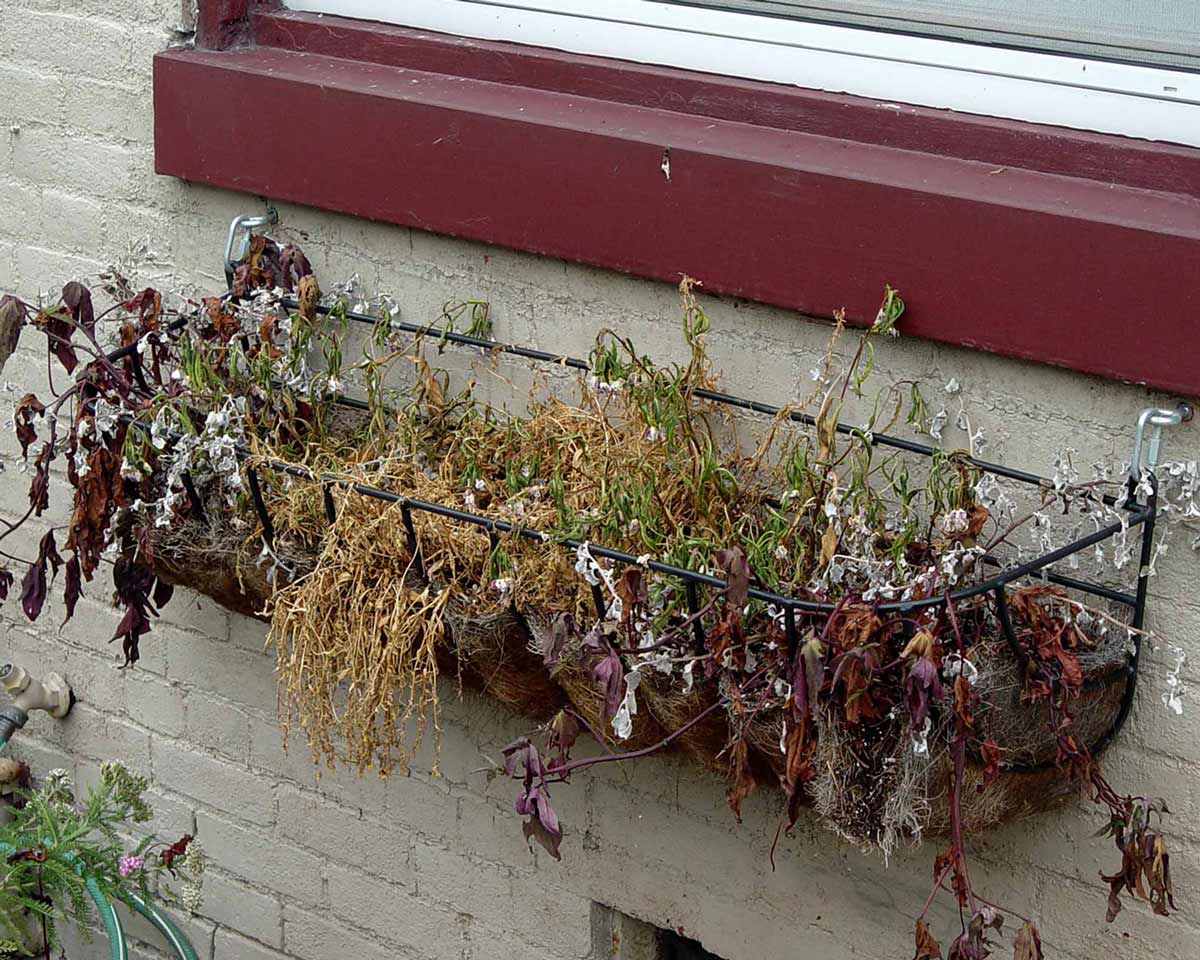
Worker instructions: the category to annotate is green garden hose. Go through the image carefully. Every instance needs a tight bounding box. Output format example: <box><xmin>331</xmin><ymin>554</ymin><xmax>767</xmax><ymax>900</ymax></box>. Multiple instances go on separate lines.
<box><xmin>61</xmin><ymin>850</ymin><xmax>126</xmax><ymax>960</ymax></box>
<box><xmin>84</xmin><ymin>875</ymin><xmax>127</xmax><ymax>960</ymax></box>
<box><xmin>121</xmin><ymin>891</ymin><xmax>198</xmax><ymax>960</ymax></box>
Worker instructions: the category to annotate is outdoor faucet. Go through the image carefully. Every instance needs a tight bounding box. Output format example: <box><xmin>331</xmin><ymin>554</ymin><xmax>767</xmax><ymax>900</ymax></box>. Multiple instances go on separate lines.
<box><xmin>0</xmin><ymin>662</ymin><xmax>73</xmax><ymax>746</ymax></box>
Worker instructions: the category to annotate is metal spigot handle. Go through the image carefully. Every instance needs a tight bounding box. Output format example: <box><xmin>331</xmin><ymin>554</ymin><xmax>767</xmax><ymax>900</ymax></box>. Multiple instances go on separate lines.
<box><xmin>1130</xmin><ymin>403</ymin><xmax>1194</xmax><ymax>479</ymax></box>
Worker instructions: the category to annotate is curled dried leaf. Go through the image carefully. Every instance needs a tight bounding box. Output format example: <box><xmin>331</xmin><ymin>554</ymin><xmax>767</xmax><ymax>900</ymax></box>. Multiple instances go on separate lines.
<box><xmin>14</xmin><ymin>393</ymin><xmax>44</xmax><ymax>458</ymax></box>
<box><xmin>714</xmin><ymin>546</ymin><xmax>750</xmax><ymax>606</ymax></box>
<box><xmin>725</xmin><ymin>738</ymin><xmax>756</xmax><ymax>822</ymax></box>
<box><xmin>913</xmin><ymin>919</ymin><xmax>941</xmax><ymax>960</ymax></box>
<box><xmin>62</xmin><ymin>281</ymin><xmax>95</xmax><ymax>335</ymax></box>
<box><xmin>0</xmin><ymin>294</ymin><xmax>24</xmax><ymax>374</ymax></box>
<box><xmin>1012</xmin><ymin>922</ymin><xmax>1042</xmax><ymax>960</ymax></box>
<box><xmin>297</xmin><ymin>274</ymin><xmax>321</xmax><ymax>324</ymax></box>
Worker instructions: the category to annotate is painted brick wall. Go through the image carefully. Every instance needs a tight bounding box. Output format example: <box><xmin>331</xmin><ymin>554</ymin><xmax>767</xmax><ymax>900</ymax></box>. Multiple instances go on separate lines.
<box><xmin>2</xmin><ymin>3</ymin><xmax>1199</xmax><ymax>959</ymax></box>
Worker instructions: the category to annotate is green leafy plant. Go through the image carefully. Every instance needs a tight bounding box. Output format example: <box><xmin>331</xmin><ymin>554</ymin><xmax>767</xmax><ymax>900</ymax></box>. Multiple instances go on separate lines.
<box><xmin>0</xmin><ymin>762</ymin><xmax>202</xmax><ymax>958</ymax></box>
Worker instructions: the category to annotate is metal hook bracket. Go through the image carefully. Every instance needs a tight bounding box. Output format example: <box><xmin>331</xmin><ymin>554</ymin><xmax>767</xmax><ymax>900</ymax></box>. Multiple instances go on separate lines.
<box><xmin>1129</xmin><ymin>403</ymin><xmax>1193</xmax><ymax>480</ymax></box>
<box><xmin>223</xmin><ymin>208</ymin><xmax>279</xmax><ymax>286</ymax></box>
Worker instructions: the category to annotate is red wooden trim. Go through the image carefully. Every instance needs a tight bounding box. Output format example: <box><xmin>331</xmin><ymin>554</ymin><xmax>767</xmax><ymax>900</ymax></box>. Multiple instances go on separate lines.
<box><xmin>255</xmin><ymin>11</ymin><xmax>1200</xmax><ymax>197</ymax></box>
<box><xmin>196</xmin><ymin>0</ymin><xmax>278</xmax><ymax>50</ymax></box>
<box><xmin>158</xmin><ymin>15</ymin><xmax>1200</xmax><ymax>396</ymax></box>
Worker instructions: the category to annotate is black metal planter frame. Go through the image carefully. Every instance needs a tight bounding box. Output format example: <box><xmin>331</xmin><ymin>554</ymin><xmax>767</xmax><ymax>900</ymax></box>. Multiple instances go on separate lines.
<box><xmin>106</xmin><ymin>222</ymin><xmax>1191</xmax><ymax>769</ymax></box>
<box><xmin>250</xmin><ymin>297</ymin><xmax>1162</xmax><ymax>766</ymax></box>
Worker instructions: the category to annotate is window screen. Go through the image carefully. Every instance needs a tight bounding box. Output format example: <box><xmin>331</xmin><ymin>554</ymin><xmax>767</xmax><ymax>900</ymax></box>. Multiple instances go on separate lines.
<box><xmin>664</xmin><ymin>2</ymin><xmax>1200</xmax><ymax>70</ymax></box>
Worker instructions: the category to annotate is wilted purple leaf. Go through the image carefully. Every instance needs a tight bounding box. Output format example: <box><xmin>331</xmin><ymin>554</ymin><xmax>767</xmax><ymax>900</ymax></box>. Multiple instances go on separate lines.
<box><xmin>536</xmin><ymin>788</ymin><xmax>560</xmax><ymax>837</ymax></box>
<box><xmin>279</xmin><ymin>245</ymin><xmax>313</xmax><ymax>292</ymax></box>
<box><xmin>20</xmin><ymin>561</ymin><xmax>46</xmax><ymax>622</ymax></box>
<box><xmin>62</xmin><ymin>281</ymin><xmax>95</xmax><ymax>336</ymax></box>
<box><xmin>152</xmin><ymin>577</ymin><xmax>174</xmax><ymax>612</ymax></box>
<box><xmin>0</xmin><ymin>294</ymin><xmax>24</xmax><ymax>375</ymax></box>
<box><xmin>29</xmin><ymin>443</ymin><xmax>52</xmax><ymax>516</ymax></box>
<box><xmin>591</xmin><ymin>649</ymin><xmax>624</xmax><ymax>723</ymax></box>
<box><xmin>905</xmin><ymin>656</ymin><xmax>944</xmax><ymax>730</ymax></box>
<box><xmin>546</xmin><ymin>710</ymin><xmax>579</xmax><ymax>766</ymax></box>
<box><xmin>112</xmin><ymin>602</ymin><xmax>150</xmax><ymax>667</ymax></box>
<box><xmin>522</xmin><ymin>815</ymin><xmax>562</xmax><ymax>861</ymax></box>
<box><xmin>715</xmin><ymin>546</ymin><xmax>751</xmax><ymax>606</ymax></box>
<box><xmin>541</xmin><ymin>612</ymin><xmax>576</xmax><ymax>667</ymax></box>
<box><xmin>63</xmin><ymin>554</ymin><xmax>82</xmax><ymax>624</ymax></box>
<box><xmin>39</xmin><ymin>530</ymin><xmax>62</xmax><ymax>579</ymax></box>
<box><xmin>35</xmin><ymin>308</ymin><xmax>77</xmax><ymax>373</ymax></box>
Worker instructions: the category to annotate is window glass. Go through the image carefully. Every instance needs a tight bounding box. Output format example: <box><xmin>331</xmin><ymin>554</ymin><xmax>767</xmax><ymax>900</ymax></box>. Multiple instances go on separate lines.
<box><xmin>282</xmin><ymin>1</ymin><xmax>1200</xmax><ymax>145</ymax></box>
<box><xmin>664</xmin><ymin>1</ymin><xmax>1199</xmax><ymax>70</ymax></box>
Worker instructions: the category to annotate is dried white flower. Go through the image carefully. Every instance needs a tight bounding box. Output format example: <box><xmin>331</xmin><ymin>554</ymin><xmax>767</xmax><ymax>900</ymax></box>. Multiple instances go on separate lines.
<box><xmin>911</xmin><ymin>716</ymin><xmax>932</xmax><ymax>755</ymax></box>
<box><xmin>942</xmin><ymin>653</ymin><xmax>978</xmax><ymax>684</ymax></box>
<box><xmin>1163</xmin><ymin>646</ymin><xmax>1186</xmax><ymax>715</ymax></box>
<box><xmin>612</xmin><ymin>669</ymin><xmax>642</xmax><ymax>740</ymax></box>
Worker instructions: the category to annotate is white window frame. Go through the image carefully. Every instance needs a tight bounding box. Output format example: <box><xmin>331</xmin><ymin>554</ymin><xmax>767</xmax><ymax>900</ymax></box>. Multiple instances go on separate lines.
<box><xmin>285</xmin><ymin>0</ymin><xmax>1200</xmax><ymax>147</ymax></box>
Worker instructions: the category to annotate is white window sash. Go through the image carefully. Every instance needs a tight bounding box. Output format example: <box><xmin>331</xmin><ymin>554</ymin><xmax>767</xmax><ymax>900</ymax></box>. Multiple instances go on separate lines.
<box><xmin>284</xmin><ymin>0</ymin><xmax>1200</xmax><ymax>147</ymax></box>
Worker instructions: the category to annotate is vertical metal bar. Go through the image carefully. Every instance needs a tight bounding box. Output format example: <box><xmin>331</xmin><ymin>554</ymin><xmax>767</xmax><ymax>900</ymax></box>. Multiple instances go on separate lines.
<box><xmin>322</xmin><ymin>483</ymin><xmax>337</xmax><ymax>524</ymax></box>
<box><xmin>686</xmin><ymin>580</ymin><xmax>706</xmax><ymax>651</ymax></box>
<box><xmin>992</xmin><ymin>586</ymin><xmax>1026</xmax><ymax>675</ymax></box>
<box><xmin>246</xmin><ymin>467</ymin><xmax>275</xmax><ymax>550</ymax></box>
<box><xmin>180</xmin><ymin>472</ymin><xmax>206</xmax><ymax>525</ymax></box>
<box><xmin>127</xmin><ymin>350</ymin><xmax>151</xmax><ymax>393</ymax></box>
<box><xmin>1131</xmin><ymin>478</ymin><xmax>1159</xmax><ymax>636</ymax></box>
<box><xmin>1094</xmin><ymin>475</ymin><xmax>1159</xmax><ymax>753</ymax></box>
<box><xmin>400</xmin><ymin>502</ymin><xmax>426</xmax><ymax>583</ymax></box>
<box><xmin>591</xmin><ymin>583</ymin><xmax>607</xmax><ymax>620</ymax></box>
<box><xmin>783</xmin><ymin>604</ymin><xmax>799</xmax><ymax>658</ymax></box>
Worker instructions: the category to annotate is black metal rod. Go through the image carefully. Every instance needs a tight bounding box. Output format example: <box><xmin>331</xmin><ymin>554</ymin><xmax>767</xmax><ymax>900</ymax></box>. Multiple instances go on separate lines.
<box><xmin>399</xmin><ymin>503</ymin><xmax>426</xmax><ymax>583</ymax></box>
<box><xmin>105</xmin><ymin>314</ymin><xmax>189</xmax><ymax>363</ymax></box>
<box><xmin>1089</xmin><ymin>477</ymin><xmax>1158</xmax><ymax>757</ymax></box>
<box><xmin>591</xmin><ymin>583</ymin><xmax>607</xmax><ymax>620</ymax></box>
<box><xmin>322</xmin><ymin>483</ymin><xmax>337</xmax><ymax>524</ymax></box>
<box><xmin>126</xmin><ymin>350</ymin><xmax>151</xmax><ymax>393</ymax></box>
<box><xmin>992</xmin><ymin>586</ymin><xmax>1025</xmax><ymax>673</ymax></box>
<box><xmin>263</xmin><ymin>456</ymin><xmax>1149</xmax><ymax>614</ymax></box>
<box><xmin>180</xmin><ymin>472</ymin><xmax>207</xmax><ymax>525</ymax></box>
<box><xmin>978</xmin><ymin>555</ymin><xmax>1137</xmax><ymax>607</ymax></box>
<box><xmin>288</xmin><ymin>298</ymin><xmax>588</xmax><ymax>373</ymax></box>
<box><xmin>783</xmin><ymin>606</ymin><xmax>799</xmax><ymax>659</ymax></box>
<box><xmin>246</xmin><ymin>467</ymin><xmax>275</xmax><ymax>550</ymax></box>
<box><xmin>290</xmin><ymin>297</ymin><xmax>1123</xmax><ymax>500</ymax></box>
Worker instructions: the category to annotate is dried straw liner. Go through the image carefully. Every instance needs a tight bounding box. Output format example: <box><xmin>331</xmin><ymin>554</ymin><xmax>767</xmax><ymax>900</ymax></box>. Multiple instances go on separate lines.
<box><xmin>972</xmin><ymin>635</ymin><xmax>1130</xmax><ymax>767</ymax></box>
<box><xmin>447</xmin><ymin>600</ymin><xmax>566</xmax><ymax>721</ymax></box>
<box><xmin>147</xmin><ymin>515</ymin><xmax>312</xmax><ymax>619</ymax></box>
<box><xmin>742</xmin><ymin>706</ymin><xmax>787</xmax><ymax>781</ymax></box>
<box><xmin>142</xmin><ymin>452</ymin><xmax>1133</xmax><ymax>844</ymax></box>
<box><xmin>638</xmin><ymin>675</ymin><xmax>730</xmax><ymax>773</ymax></box>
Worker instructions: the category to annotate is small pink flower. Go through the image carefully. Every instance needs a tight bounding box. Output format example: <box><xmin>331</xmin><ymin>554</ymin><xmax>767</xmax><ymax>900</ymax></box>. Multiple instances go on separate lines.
<box><xmin>118</xmin><ymin>855</ymin><xmax>144</xmax><ymax>878</ymax></box>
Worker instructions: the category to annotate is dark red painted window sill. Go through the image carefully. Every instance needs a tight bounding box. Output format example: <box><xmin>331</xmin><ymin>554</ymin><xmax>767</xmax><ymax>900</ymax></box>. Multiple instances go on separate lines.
<box><xmin>158</xmin><ymin>7</ymin><xmax>1200</xmax><ymax>396</ymax></box>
